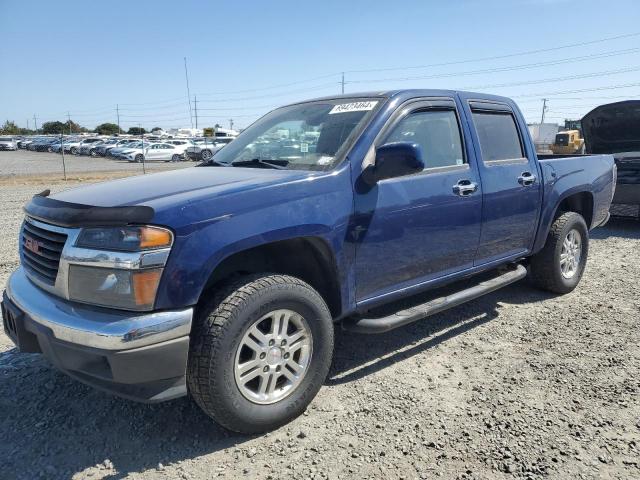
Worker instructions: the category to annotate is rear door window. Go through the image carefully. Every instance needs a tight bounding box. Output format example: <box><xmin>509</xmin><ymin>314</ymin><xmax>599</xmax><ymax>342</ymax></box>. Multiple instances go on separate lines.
<box><xmin>472</xmin><ymin>112</ymin><xmax>524</xmax><ymax>161</ymax></box>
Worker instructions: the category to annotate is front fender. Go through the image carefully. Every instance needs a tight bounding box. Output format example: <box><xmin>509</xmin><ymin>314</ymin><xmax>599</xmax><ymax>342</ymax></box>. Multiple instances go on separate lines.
<box><xmin>153</xmin><ymin>168</ymin><xmax>354</xmax><ymax>310</ymax></box>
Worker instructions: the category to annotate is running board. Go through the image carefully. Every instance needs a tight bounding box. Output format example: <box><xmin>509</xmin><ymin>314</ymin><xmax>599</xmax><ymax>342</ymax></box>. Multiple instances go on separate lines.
<box><xmin>342</xmin><ymin>264</ymin><xmax>527</xmax><ymax>334</ymax></box>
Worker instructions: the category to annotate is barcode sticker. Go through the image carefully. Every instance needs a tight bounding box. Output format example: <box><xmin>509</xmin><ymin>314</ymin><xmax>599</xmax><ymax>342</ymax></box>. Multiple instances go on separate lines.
<box><xmin>329</xmin><ymin>101</ymin><xmax>378</xmax><ymax>114</ymax></box>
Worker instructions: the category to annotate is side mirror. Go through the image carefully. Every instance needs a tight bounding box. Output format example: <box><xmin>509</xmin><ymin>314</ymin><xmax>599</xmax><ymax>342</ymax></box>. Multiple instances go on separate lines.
<box><xmin>363</xmin><ymin>142</ymin><xmax>424</xmax><ymax>184</ymax></box>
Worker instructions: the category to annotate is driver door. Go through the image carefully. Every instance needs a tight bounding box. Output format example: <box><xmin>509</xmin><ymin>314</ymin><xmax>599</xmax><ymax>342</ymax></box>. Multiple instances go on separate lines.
<box><xmin>353</xmin><ymin>98</ymin><xmax>483</xmax><ymax>303</ymax></box>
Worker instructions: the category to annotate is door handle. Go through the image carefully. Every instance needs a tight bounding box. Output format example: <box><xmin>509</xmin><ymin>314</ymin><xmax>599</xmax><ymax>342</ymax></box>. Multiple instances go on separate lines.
<box><xmin>518</xmin><ymin>171</ymin><xmax>537</xmax><ymax>186</ymax></box>
<box><xmin>452</xmin><ymin>179</ymin><xmax>478</xmax><ymax>196</ymax></box>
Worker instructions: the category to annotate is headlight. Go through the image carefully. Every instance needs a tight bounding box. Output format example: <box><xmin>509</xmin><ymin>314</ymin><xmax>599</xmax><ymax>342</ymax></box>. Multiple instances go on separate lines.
<box><xmin>67</xmin><ymin>226</ymin><xmax>173</xmax><ymax>310</ymax></box>
<box><xmin>68</xmin><ymin>265</ymin><xmax>162</xmax><ymax>311</ymax></box>
<box><xmin>76</xmin><ymin>226</ymin><xmax>172</xmax><ymax>251</ymax></box>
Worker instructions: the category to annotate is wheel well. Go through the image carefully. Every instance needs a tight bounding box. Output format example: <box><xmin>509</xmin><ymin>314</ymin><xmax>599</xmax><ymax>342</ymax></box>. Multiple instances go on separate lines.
<box><xmin>556</xmin><ymin>191</ymin><xmax>594</xmax><ymax>227</ymax></box>
<box><xmin>199</xmin><ymin>237</ymin><xmax>342</xmax><ymax>318</ymax></box>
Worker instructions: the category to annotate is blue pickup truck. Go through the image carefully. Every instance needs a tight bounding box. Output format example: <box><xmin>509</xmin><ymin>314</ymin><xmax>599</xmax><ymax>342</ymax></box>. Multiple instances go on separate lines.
<box><xmin>2</xmin><ymin>90</ymin><xmax>615</xmax><ymax>433</ymax></box>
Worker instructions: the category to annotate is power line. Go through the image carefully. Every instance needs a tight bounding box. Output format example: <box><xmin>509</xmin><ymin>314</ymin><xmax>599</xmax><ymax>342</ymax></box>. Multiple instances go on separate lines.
<box><xmin>343</xmin><ymin>31</ymin><xmax>640</xmax><ymax>74</ymax></box>
<box><xmin>345</xmin><ymin>48</ymin><xmax>640</xmax><ymax>84</ymax></box>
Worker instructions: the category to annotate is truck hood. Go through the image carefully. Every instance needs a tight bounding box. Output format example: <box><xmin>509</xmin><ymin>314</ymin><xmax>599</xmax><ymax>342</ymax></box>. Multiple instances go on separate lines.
<box><xmin>583</xmin><ymin>100</ymin><xmax>640</xmax><ymax>154</ymax></box>
<box><xmin>51</xmin><ymin>166</ymin><xmax>313</xmax><ymax>209</ymax></box>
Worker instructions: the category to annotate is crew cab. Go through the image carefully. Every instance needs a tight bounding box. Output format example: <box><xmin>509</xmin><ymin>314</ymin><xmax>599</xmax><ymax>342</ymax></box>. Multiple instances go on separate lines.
<box><xmin>1</xmin><ymin>90</ymin><xmax>615</xmax><ymax>434</ymax></box>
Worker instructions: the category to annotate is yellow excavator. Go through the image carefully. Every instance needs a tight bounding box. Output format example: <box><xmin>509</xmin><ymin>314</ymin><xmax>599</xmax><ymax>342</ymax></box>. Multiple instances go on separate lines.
<box><xmin>550</xmin><ymin>129</ymin><xmax>585</xmax><ymax>155</ymax></box>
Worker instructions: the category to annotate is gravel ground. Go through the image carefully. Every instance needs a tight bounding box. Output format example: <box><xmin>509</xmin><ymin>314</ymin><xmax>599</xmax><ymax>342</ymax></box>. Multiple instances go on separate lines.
<box><xmin>0</xmin><ymin>150</ymin><xmax>190</xmax><ymax>178</ymax></box>
<box><xmin>0</xmin><ymin>179</ymin><xmax>639</xmax><ymax>480</ymax></box>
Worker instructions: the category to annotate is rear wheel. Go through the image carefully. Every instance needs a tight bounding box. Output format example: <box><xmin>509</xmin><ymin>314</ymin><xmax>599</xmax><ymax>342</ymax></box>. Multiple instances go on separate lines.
<box><xmin>171</xmin><ymin>154</ymin><xmax>180</xmax><ymax>162</ymax></box>
<box><xmin>529</xmin><ymin>211</ymin><xmax>589</xmax><ymax>294</ymax></box>
<box><xmin>187</xmin><ymin>274</ymin><xmax>333</xmax><ymax>434</ymax></box>
<box><xmin>70</xmin><ymin>147</ymin><xmax>78</xmax><ymax>155</ymax></box>
<box><xmin>201</xmin><ymin>149</ymin><xmax>213</xmax><ymax>161</ymax></box>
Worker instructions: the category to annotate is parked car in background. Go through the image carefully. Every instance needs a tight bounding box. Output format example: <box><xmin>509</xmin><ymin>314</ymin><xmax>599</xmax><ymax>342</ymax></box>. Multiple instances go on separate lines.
<box><xmin>50</xmin><ymin>137</ymin><xmax>79</xmax><ymax>153</ymax></box>
<box><xmin>108</xmin><ymin>140</ymin><xmax>146</xmax><ymax>158</ymax></box>
<box><xmin>1</xmin><ymin>90</ymin><xmax>616</xmax><ymax>434</ymax></box>
<box><xmin>61</xmin><ymin>138</ymin><xmax>83</xmax><ymax>155</ymax></box>
<box><xmin>76</xmin><ymin>138</ymin><xmax>104</xmax><ymax>155</ymax></box>
<box><xmin>123</xmin><ymin>142</ymin><xmax>186</xmax><ymax>162</ymax></box>
<box><xmin>97</xmin><ymin>139</ymin><xmax>133</xmax><ymax>157</ymax></box>
<box><xmin>0</xmin><ymin>136</ymin><xmax>18</xmax><ymax>150</ymax></box>
<box><xmin>185</xmin><ymin>136</ymin><xmax>235</xmax><ymax>161</ymax></box>
<box><xmin>17</xmin><ymin>138</ymin><xmax>34</xmax><ymax>149</ymax></box>
<box><xmin>28</xmin><ymin>138</ymin><xmax>58</xmax><ymax>152</ymax></box>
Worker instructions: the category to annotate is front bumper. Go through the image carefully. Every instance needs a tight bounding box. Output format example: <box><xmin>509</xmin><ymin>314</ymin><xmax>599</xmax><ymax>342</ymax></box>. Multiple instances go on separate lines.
<box><xmin>2</xmin><ymin>268</ymin><xmax>193</xmax><ymax>402</ymax></box>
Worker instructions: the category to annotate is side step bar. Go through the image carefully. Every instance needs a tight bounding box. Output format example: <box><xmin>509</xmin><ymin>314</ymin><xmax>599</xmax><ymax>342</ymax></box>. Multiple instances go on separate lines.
<box><xmin>342</xmin><ymin>264</ymin><xmax>527</xmax><ymax>334</ymax></box>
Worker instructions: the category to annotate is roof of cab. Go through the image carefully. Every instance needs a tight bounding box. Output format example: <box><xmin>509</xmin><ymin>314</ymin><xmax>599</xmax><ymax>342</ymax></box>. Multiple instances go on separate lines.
<box><xmin>296</xmin><ymin>89</ymin><xmax>517</xmax><ymax>106</ymax></box>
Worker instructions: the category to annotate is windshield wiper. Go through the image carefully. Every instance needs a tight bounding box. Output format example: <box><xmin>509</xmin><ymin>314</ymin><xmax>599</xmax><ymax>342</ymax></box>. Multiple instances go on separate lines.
<box><xmin>231</xmin><ymin>158</ymin><xmax>289</xmax><ymax>170</ymax></box>
<box><xmin>197</xmin><ymin>158</ymin><xmax>227</xmax><ymax>167</ymax></box>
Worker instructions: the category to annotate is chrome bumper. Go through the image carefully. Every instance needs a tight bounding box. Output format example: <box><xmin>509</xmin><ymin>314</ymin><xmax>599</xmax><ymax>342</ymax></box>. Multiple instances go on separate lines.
<box><xmin>6</xmin><ymin>267</ymin><xmax>193</xmax><ymax>350</ymax></box>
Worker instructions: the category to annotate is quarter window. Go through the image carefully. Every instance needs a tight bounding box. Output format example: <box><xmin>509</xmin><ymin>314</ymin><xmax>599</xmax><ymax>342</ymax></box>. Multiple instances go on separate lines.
<box><xmin>472</xmin><ymin>111</ymin><xmax>524</xmax><ymax>161</ymax></box>
<box><xmin>385</xmin><ymin>109</ymin><xmax>465</xmax><ymax>169</ymax></box>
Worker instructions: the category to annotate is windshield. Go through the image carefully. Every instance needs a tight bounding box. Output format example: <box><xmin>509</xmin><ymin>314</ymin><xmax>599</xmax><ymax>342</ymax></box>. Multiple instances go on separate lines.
<box><xmin>210</xmin><ymin>98</ymin><xmax>381</xmax><ymax>170</ymax></box>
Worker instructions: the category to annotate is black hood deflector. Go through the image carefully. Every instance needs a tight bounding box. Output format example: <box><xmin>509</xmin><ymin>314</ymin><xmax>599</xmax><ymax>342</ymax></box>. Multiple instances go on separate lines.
<box><xmin>24</xmin><ymin>194</ymin><xmax>155</xmax><ymax>228</ymax></box>
<box><xmin>582</xmin><ymin>100</ymin><xmax>640</xmax><ymax>155</ymax></box>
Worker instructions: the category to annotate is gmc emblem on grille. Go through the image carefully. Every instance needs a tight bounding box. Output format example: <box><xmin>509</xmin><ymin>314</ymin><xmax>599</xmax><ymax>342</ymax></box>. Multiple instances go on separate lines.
<box><xmin>24</xmin><ymin>236</ymin><xmax>41</xmax><ymax>254</ymax></box>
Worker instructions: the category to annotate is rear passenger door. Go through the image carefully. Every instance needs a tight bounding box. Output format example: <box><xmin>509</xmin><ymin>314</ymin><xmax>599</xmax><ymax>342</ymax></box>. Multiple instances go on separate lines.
<box><xmin>463</xmin><ymin>100</ymin><xmax>542</xmax><ymax>265</ymax></box>
<box><xmin>353</xmin><ymin>98</ymin><xmax>483</xmax><ymax>302</ymax></box>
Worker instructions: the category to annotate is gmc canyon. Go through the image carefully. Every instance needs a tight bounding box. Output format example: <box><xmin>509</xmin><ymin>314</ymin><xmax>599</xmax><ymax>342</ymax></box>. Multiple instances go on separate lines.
<box><xmin>2</xmin><ymin>90</ymin><xmax>615</xmax><ymax>433</ymax></box>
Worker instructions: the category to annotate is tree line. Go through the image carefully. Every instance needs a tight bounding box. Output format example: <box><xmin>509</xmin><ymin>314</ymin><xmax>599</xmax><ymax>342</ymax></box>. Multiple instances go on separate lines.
<box><xmin>0</xmin><ymin>120</ymin><xmax>158</xmax><ymax>136</ymax></box>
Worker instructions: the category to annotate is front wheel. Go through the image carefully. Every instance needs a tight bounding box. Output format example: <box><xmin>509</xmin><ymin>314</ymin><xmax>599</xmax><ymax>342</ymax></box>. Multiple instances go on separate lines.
<box><xmin>70</xmin><ymin>147</ymin><xmax>78</xmax><ymax>155</ymax></box>
<box><xmin>529</xmin><ymin>211</ymin><xmax>589</xmax><ymax>294</ymax></box>
<box><xmin>187</xmin><ymin>274</ymin><xmax>334</xmax><ymax>434</ymax></box>
<box><xmin>134</xmin><ymin>154</ymin><xmax>144</xmax><ymax>163</ymax></box>
<box><xmin>201</xmin><ymin>149</ymin><xmax>212</xmax><ymax>161</ymax></box>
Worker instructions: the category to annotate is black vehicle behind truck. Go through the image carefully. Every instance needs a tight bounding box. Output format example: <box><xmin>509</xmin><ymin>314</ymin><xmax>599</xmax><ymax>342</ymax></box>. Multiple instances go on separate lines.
<box><xmin>583</xmin><ymin>100</ymin><xmax>640</xmax><ymax>218</ymax></box>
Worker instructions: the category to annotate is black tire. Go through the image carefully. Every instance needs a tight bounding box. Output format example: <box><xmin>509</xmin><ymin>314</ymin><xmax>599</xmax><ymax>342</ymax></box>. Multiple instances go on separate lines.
<box><xmin>134</xmin><ymin>154</ymin><xmax>144</xmax><ymax>163</ymax></box>
<box><xmin>70</xmin><ymin>147</ymin><xmax>78</xmax><ymax>155</ymax></box>
<box><xmin>187</xmin><ymin>273</ymin><xmax>334</xmax><ymax>434</ymax></box>
<box><xmin>201</xmin><ymin>149</ymin><xmax>212</xmax><ymax>161</ymax></box>
<box><xmin>529</xmin><ymin>211</ymin><xmax>589</xmax><ymax>294</ymax></box>
<box><xmin>171</xmin><ymin>154</ymin><xmax>180</xmax><ymax>162</ymax></box>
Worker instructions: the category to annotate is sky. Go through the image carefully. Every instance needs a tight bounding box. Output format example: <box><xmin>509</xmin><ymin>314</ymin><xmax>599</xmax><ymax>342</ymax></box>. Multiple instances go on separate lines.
<box><xmin>1</xmin><ymin>0</ymin><xmax>639</xmax><ymax>131</ymax></box>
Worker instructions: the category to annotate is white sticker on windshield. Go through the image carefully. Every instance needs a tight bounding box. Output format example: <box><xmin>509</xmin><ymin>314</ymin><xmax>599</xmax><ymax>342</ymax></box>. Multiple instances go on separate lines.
<box><xmin>329</xmin><ymin>101</ymin><xmax>378</xmax><ymax>114</ymax></box>
<box><xmin>317</xmin><ymin>156</ymin><xmax>333</xmax><ymax>165</ymax></box>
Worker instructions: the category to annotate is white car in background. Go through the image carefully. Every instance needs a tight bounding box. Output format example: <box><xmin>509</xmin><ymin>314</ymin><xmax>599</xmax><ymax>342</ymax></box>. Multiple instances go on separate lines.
<box><xmin>123</xmin><ymin>143</ymin><xmax>186</xmax><ymax>163</ymax></box>
<box><xmin>185</xmin><ymin>136</ymin><xmax>235</xmax><ymax>161</ymax></box>
<box><xmin>0</xmin><ymin>136</ymin><xmax>18</xmax><ymax>151</ymax></box>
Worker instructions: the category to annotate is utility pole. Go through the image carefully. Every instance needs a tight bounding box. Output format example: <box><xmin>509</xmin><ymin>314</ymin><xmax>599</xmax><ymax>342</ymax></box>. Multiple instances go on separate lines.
<box><xmin>229</xmin><ymin>118</ymin><xmax>234</xmax><ymax>131</ymax></box>
<box><xmin>194</xmin><ymin>95</ymin><xmax>198</xmax><ymax>129</ymax></box>
<box><xmin>26</xmin><ymin>119</ymin><xmax>29</xmax><ymax>131</ymax></box>
<box><xmin>33</xmin><ymin>115</ymin><xmax>38</xmax><ymax>133</ymax></box>
<box><xmin>116</xmin><ymin>104</ymin><xmax>121</xmax><ymax>134</ymax></box>
<box><xmin>540</xmin><ymin>98</ymin><xmax>548</xmax><ymax>124</ymax></box>
<box><xmin>67</xmin><ymin>111</ymin><xmax>72</xmax><ymax>134</ymax></box>
<box><xmin>341</xmin><ymin>72</ymin><xmax>345</xmax><ymax>94</ymax></box>
<box><xmin>184</xmin><ymin>57</ymin><xmax>194</xmax><ymax>128</ymax></box>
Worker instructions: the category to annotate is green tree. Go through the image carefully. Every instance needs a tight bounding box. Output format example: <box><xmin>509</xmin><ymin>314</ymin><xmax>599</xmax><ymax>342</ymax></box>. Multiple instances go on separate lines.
<box><xmin>94</xmin><ymin>123</ymin><xmax>120</xmax><ymax>135</ymax></box>
<box><xmin>41</xmin><ymin>121</ymin><xmax>67</xmax><ymax>134</ymax></box>
<box><xmin>0</xmin><ymin>120</ymin><xmax>20</xmax><ymax>135</ymax></box>
<box><xmin>127</xmin><ymin>127</ymin><xmax>147</xmax><ymax>135</ymax></box>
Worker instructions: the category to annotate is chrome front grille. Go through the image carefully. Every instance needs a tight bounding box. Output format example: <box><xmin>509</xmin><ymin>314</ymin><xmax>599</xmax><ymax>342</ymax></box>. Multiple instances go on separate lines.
<box><xmin>21</xmin><ymin>220</ymin><xmax>68</xmax><ymax>285</ymax></box>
